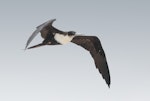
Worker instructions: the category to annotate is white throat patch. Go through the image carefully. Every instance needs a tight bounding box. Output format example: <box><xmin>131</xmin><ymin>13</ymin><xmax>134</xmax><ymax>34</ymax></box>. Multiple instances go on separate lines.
<box><xmin>54</xmin><ymin>33</ymin><xmax>75</xmax><ymax>44</ymax></box>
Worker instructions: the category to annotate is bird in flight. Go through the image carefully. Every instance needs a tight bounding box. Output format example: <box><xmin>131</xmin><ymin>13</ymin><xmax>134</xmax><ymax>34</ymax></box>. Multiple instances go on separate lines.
<box><xmin>25</xmin><ymin>19</ymin><xmax>111</xmax><ymax>87</ymax></box>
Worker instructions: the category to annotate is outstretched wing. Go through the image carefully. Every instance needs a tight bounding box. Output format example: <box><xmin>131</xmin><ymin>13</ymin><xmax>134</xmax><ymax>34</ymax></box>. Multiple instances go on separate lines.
<box><xmin>71</xmin><ymin>36</ymin><xmax>111</xmax><ymax>87</ymax></box>
<box><xmin>25</xmin><ymin>19</ymin><xmax>56</xmax><ymax>49</ymax></box>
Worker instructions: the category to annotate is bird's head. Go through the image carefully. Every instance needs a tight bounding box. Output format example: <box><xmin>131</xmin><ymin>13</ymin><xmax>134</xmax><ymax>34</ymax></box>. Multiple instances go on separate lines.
<box><xmin>68</xmin><ymin>31</ymin><xmax>76</xmax><ymax>36</ymax></box>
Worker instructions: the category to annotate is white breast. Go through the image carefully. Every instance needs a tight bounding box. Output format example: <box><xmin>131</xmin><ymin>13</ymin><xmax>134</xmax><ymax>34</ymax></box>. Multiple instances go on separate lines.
<box><xmin>54</xmin><ymin>33</ymin><xmax>75</xmax><ymax>44</ymax></box>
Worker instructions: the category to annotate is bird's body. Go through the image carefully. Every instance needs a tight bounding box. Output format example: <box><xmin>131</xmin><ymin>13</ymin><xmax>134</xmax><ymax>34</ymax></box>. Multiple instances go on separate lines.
<box><xmin>25</xmin><ymin>19</ymin><xmax>111</xmax><ymax>87</ymax></box>
<box><xmin>54</xmin><ymin>33</ymin><xmax>75</xmax><ymax>44</ymax></box>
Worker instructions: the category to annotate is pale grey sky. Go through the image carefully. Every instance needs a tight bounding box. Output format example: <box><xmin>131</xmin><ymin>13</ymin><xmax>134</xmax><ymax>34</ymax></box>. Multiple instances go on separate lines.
<box><xmin>0</xmin><ymin>0</ymin><xmax>150</xmax><ymax>101</ymax></box>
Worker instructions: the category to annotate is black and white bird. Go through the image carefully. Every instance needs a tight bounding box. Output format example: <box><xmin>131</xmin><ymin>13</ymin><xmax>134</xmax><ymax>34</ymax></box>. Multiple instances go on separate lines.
<box><xmin>25</xmin><ymin>19</ymin><xmax>111</xmax><ymax>87</ymax></box>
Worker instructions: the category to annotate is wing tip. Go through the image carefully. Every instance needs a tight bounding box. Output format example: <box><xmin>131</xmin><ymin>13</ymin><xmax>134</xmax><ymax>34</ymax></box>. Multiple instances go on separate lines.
<box><xmin>105</xmin><ymin>73</ymin><xmax>111</xmax><ymax>88</ymax></box>
<box><xmin>106</xmin><ymin>74</ymin><xmax>111</xmax><ymax>88</ymax></box>
<box><xmin>36</xmin><ymin>18</ymin><xmax>56</xmax><ymax>29</ymax></box>
<box><xmin>48</xmin><ymin>18</ymin><xmax>56</xmax><ymax>23</ymax></box>
<box><xmin>97</xmin><ymin>68</ymin><xmax>111</xmax><ymax>88</ymax></box>
<box><xmin>107</xmin><ymin>81</ymin><xmax>111</xmax><ymax>88</ymax></box>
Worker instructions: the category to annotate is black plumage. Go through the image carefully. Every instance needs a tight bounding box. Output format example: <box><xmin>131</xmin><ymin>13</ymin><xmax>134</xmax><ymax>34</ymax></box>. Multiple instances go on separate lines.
<box><xmin>25</xmin><ymin>19</ymin><xmax>111</xmax><ymax>87</ymax></box>
<box><xmin>71</xmin><ymin>36</ymin><xmax>110</xmax><ymax>86</ymax></box>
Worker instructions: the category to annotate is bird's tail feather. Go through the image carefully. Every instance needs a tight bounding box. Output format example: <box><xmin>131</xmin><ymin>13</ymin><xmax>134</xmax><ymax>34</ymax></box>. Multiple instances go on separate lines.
<box><xmin>27</xmin><ymin>43</ymin><xmax>46</xmax><ymax>49</ymax></box>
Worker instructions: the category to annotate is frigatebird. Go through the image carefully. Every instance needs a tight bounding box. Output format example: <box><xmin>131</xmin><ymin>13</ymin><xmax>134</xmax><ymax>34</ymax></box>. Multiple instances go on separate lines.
<box><xmin>25</xmin><ymin>19</ymin><xmax>111</xmax><ymax>87</ymax></box>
